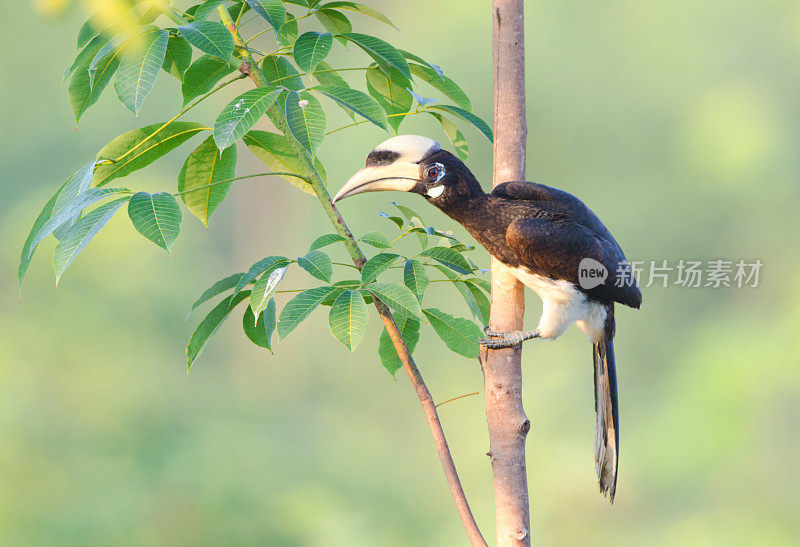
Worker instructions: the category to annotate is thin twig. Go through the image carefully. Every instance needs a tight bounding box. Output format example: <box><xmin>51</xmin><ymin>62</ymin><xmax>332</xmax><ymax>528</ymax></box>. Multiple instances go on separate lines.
<box><xmin>326</xmin><ymin>110</ymin><xmax>426</xmax><ymax>135</ymax></box>
<box><xmin>436</xmin><ymin>392</ymin><xmax>480</xmax><ymax>408</ymax></box>
<box><xmin>216</xmin><ymin>8</ymin><xmax>487</xmax><ymax>546</ymax></box>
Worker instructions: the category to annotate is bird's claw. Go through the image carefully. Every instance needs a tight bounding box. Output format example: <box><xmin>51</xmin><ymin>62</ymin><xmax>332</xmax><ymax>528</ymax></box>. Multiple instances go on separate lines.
<box><xmin>479</xmin><ymin>337</ymin><xmax>518</xmax><ymax>349</ymax></box>
<box><xmin>483</xmin><ymin>326</ymin><xmax>506</xmax><ymax>338</ymax></box>
<box><xmin>479</xmin><ymin>328</ymin><xmax>541</xmax><ymax>349</ymax></box>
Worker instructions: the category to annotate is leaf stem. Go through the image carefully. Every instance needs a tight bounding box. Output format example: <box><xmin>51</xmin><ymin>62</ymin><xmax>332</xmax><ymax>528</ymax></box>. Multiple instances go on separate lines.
<box><xmin>109</xmin><ymin>73</ymin><xmax>246</xmax><ymax>164</ymax></box>
<box><xmin>326</xmin><ymin>110</ymin><xmax>426</xmax><ymax>135</ymax></box>
<box><xmin>332</xmin><ymin>262</ymin><xmax>361</xmax><ymax>270</ymax></box>
<box><xmin>172</xmin><ymin>172</ymin><xmax>310</xmax><ymax>197</ymax></box>
<box><xmin>235</xmin><ymin>2</ymin><xmax>247</xmax><ymax>30</ymax></box>
<box><xmin>245</xmin><ymin>12</ymin><xmax>315</xmax><ymax>44</ymax></box>
<box><xmin>152</xmin><ymin>0</ymin><xmax>187</xmax><ymax>26</ymax></box>
<box><xmin>435</xmin><ymin>392</ymin><xmax>480</xmax><ymax>408</ymax></box>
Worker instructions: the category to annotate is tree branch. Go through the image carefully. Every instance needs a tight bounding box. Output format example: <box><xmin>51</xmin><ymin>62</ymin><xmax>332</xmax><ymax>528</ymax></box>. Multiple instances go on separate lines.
<box><xmin>482</xmin><ymin>1</ymin><xmax>531</xmax><ymax>545</ymax></box>
<box><xmin>217</xmin><ymin>7</ymin><xmax>487</xmax><ymax>546</ymax></box>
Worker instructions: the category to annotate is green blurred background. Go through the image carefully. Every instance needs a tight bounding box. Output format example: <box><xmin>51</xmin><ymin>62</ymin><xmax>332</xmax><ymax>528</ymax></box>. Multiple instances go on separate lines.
<box><xmin>2</xmin><ymin>0</ymin><xmax>799</xmax><ymax>544</ymax></box>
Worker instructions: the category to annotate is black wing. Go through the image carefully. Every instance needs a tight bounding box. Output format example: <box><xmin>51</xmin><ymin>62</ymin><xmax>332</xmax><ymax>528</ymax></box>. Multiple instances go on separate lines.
<box><xmin>493</xmin><ymin>182</ymin><xmax>612</xmax><ymax>235</ymax></box>
<box><xmin>506</xmin><ymin>217</ymin><xmax>642</xmax><ymax>308</ymax></box>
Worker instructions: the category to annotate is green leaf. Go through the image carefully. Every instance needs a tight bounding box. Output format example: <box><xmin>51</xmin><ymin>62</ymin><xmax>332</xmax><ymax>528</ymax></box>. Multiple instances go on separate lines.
<box><xmin>340</xmin><ymin>33</ymin><xmax>410</xmax><ymax>79</ymax></box>
<box><xmin>234</xmin><ymin>256</ymin><xmax>290</xmax><ymax>296</ymax></box>
<box><xmin>461</xmin><ymin>279</ymin><xmax>491</xmax><ymax>326</ymax></box>
<box><xmin>360</xmin><ymin>231</ymin><xmax>393</xmax><ymax>249</ymax></box>
<box><xmin>93</xmin><ymin>122</ymin><xmax>207</xmax><ymax>187</ymax></box>
<box><xmin>214</xmin><ymin>87</ymin><xmax>281</xmax><ymax>151</ymax></box>
<box><xmin>250</xmin><ymin>264</ymin><xmax>289</xmax><ymax>316</ymax></box>
<box><xmin>51</xmin><ymin>161</ymin><xmax>98</xmax><ymax>240</ymax></box>
<box><xmin>53</xmin><ymin>197</ymin><xmax>130</xmax><ymax>284</ymax></box>
<box><xmin>378</xmin><ymin>315</ymin><xmax>419</xmax><ymax>376</ymax></box>
<box><xmin>361</xmin><ymin>252</ymin><xmax>400</xmax><ymax>283</ymax></box>
<box><xmin>86</xmin><ymin>37</ymin><xmax>126</xmax><ymax>84</ymax></box>
<box><xmin>403</xmin><ymin>258</ymin><xmax>429</xmax><ymax>303</ymax></box>
<box><xmin>422</xmin><ymin>308</ymin><xmax>483</xmax><ymax>358</ymax></box>
<box><xmin>365</xmin><ymin>282</ymin><xmax>423</xmax><ymax>320</ymax></box>
<box><xmin>26</xmin><ymin>187</ymin><xmax>131</xmax><ymax>261</ymax></box>
<box><xmin>399</xmin><ymin>50</ymin><xmax>443</xmax><ymax>78</ymax></box>
<box><xmin>311</xmin><ymin>63</ymin><xmax>354</xmax><ymax>120</ymax></box>
<box><xmin>178</xmin><ymin>136</ymin><xmax>238</xmax><ymax>226</ymax></box>
<box><xmin>420</xmin><ymin>246</ymin><xmax>472</xmax><ymax>275</ymax></box>
<box><xmin>298</xmin><ymin>249</ymin><xmax>332</xmax><ymax>282</ymax></box>
<box><xmin>328</xmin><ymin>290</ymin><xmax>368</xmax><ymax>352</ymax></box>
<box><xmin>309</xmin><ymin>233</ymin><xmax>346</xmax><ymax>250</ymax></box>
<box><xmin>279</xmin><ymin>13</ymin><xmax>299</xmax><ymax>47</ymax></box>
<box><xmin>76</xmin><ymin>14</ymin><xmax>103</xmax><ymax>49</ymax></box>
<box><xmin>228</xmin><ymin>2</ymin><xmax>252</xmax><ymax>21</ymax></box>
<box><xmin>68</xmin><ymin>36</ymin><xmax>121</xmax><ymax>125</ymax></box>
<box><xmin>427</xmin><ymin>104</ymin><xmax>493</xmax><ymax>142</ymax></box>
<box><xmin>320</xmin><ymin>3</ymin><xmax>395</xmax><ymax>29</ymax></box>
<box><xmin>391</xmin><ymin>202</ymin><xmax>424</xmax><ymax>225</ymax></box>
<box><xmin>293</xmin><ymin>31</ymin><xmax>333</xmax><ymax>73</ymax></box>
<box><xmin>162</xmin><ymin>35</ymin><xmax>193</xmax><ymax>81</ymax></box>
<box><xmin>188</xmin><ymin>272</ymin><xmax>246</xmax><ymax>318</ymax></box>
<box><xmin>468</xmin><ymin>277</ymin><xmax>491</xmax><ymax>293</ymax></box>
<box><xmin>261</xmin><ymin>56</ymin><xmax>304</xmax><ymax>91</ymax></box>
<box><xmin>313</xmin><ymin>85</ymin><xmax>387</xmax><ymax>129</ymax></box>
<box><xmin>377</xmin><ymin>210</ymin><xmax>404</xmax><ymax>231</ymax></box>
<box><xmin>409</xmin><ymin>63</ymin><xmax>471</xmax><ymax>111</ymax></box>
<box><xmin>187</xmin><ymin>290</ymin><xmax>251</xmax><ymax>369</ymax></box>
<box><xmin>64</xmin><ymin>33</ymin><xmax>106</xmax><ymax>84</ymax></box>
<box><xmin>285</xmin><ymin>90</ymin><xmax>326</xmax><ymax>155</ymax></box>
<box><xmin>242</xmin><ymin>300</ymin><xmax>276</xmax><ymax>350</ymax></box>
<box><xmin>114</xmin><ymin>30</ymin><xmax>168</xmax><ymax>115</ymax></box>
<box><xmin>314</xmin><ymin>9</ymin><xmax>351</xmax><ymax>43</ymax></box>
<box><xmin>193</xmin><ymin>0</ymin><xmax>230</xmax><ymax>21</ymax></box>
<box><xmin>429</xmin><ymin>112</ymin><xmax>468</xmax><ymax>160</ymax></box>
<box><xmin>127</xmin><ymin>192</ymin><xmax>182</xmax><ymax>254</ymax></box>
<box><xmin>242</xmin><ymin>130</ymin><xmax>315</xmax><ymax>194</ymax></box>
<box><xmin>245</xmin><ymin>0</ymin><xmax>286</xmax><ymax>31</ymax></box>
<box><xmin>19</xmin><ymin>167</ymin><xmax>90</xmax><ymax>288</ymax></box>
<box><xmin>320</xmin><ymin>286</ymin><xmax>346</xmax><ymax>306</ymax></box>
<box><xmin>390</xmin><ymin>202</ymin><xmax>427</xmax><ymax>248</ymax></box>
<box><xmin>179</xmin><ymin>21</ymin><xmax>235</xmax><ymax>62</ymax></box>
<box><xmin>312</xmin><ymin>60</ymin><xmax>349</xmax><ymax>87</ymax></box>
<box><xmin>87</xmin><ymin>36</ymin><xmax>127</xmax><ymax>79</ymax></box>
<box><xmin>182</xmin><ymin>54</ymin><xmax>235</xmax><ymax>105</ymax></box>
<box><xmin>278</xmin><ymin>286</ymin><xmax>336</xmax><ymax>338</ymax></box>
<box><xmin>365</xmin><ymin>66</ymin><xmax>412</xmax><ymax>133</ymax></box>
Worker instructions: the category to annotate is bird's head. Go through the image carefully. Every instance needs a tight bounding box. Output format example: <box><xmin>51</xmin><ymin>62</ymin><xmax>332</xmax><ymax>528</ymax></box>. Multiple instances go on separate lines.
<box><xmin>332</xmin><ymin>135</ymin><xmax>484</xmax><ymax>210</ymax></box>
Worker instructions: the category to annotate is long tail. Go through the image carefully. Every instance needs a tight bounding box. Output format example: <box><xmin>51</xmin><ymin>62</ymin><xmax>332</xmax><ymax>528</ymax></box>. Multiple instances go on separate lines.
<box><xmin>593</xmin><ymin>304</ymin><xmax>619</xmax><ymax>503</ymax></box>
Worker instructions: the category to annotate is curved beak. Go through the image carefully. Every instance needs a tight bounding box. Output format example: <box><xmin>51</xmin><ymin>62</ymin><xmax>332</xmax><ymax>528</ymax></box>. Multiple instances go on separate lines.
<box><xmin>333</xmin><ymin>162</ymin><xmax>421</xmax><ymax>203</ymax></box>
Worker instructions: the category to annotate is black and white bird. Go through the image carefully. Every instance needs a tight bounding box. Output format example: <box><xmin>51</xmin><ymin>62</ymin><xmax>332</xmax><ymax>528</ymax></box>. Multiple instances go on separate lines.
<box><xmin>333</xmin><ymin>135</ymin><xmax>642</xmax><ymax>501</ymax></box>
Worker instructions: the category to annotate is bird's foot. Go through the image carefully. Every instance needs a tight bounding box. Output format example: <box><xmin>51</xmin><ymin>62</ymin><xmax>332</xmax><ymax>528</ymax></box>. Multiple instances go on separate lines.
<box><xmin>479</xmin><ymin>327</ymin><xmax>541</xmax><ymax>349</ymax></box>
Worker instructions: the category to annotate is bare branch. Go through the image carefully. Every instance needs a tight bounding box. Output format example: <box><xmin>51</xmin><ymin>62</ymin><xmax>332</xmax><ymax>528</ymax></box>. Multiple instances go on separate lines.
<box><xmin>483</xmin><ymin>1</ymin><xmax>532</xmax><ymax>545</ymax></box>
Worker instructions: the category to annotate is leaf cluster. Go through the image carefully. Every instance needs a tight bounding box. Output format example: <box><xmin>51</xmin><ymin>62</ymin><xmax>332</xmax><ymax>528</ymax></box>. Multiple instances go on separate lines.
<box><xmin>187</xmin><ymin>203</ymin><xmax>490</xmax><ymax>375</ymax></box>
<box><xmin>22</xmin><ymin>0</ymin><xmax>493</xmax><ymax>376</ymax></box>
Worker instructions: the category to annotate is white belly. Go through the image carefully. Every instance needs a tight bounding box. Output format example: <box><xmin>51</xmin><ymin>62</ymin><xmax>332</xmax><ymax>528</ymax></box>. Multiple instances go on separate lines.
<box><xmin>499</xmin><ymin>263</ymin><xmax>607</xmax><ymax>342</ymax></box>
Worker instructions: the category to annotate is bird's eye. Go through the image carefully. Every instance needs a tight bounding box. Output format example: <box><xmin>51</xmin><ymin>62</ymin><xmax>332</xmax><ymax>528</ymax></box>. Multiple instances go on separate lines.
<box><xmin>425</xmin><ymin>163</ymin><xmax>444</xmax><ymax>181</ymax></box>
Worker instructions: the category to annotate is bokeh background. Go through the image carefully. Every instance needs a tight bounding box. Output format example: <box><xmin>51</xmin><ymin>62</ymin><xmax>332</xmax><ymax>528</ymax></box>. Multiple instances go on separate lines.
<box><xmin>2</xmin><ymin>0</ymin><xmax>799</xmax><ymax>545</ymax></box>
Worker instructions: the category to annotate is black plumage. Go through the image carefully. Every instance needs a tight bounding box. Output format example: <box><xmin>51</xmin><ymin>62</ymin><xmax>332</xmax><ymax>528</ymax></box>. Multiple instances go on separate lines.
<box><xmin>335</xmin><ymin>137</ymin><xmax>642</xmax><ymax>502</ymax></box>
<box><xmin>420</xmin><ymin>150</ymin><xmax>641</xmax><ymax>309</ymax></box>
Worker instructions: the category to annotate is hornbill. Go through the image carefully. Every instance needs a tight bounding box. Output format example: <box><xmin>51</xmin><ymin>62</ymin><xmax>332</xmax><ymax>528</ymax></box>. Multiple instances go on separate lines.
<box><xmin>333</xmin><ymin>135</ymin><xmax>642</xmax><ymax>501</ymax></box>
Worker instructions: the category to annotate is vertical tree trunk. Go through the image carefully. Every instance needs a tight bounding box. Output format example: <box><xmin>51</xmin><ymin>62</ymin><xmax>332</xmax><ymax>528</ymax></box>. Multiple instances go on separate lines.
<box><xmin>483</xmin><ymin>1</ymin><xmax>530</xmax><ymax>545</ymax></box>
